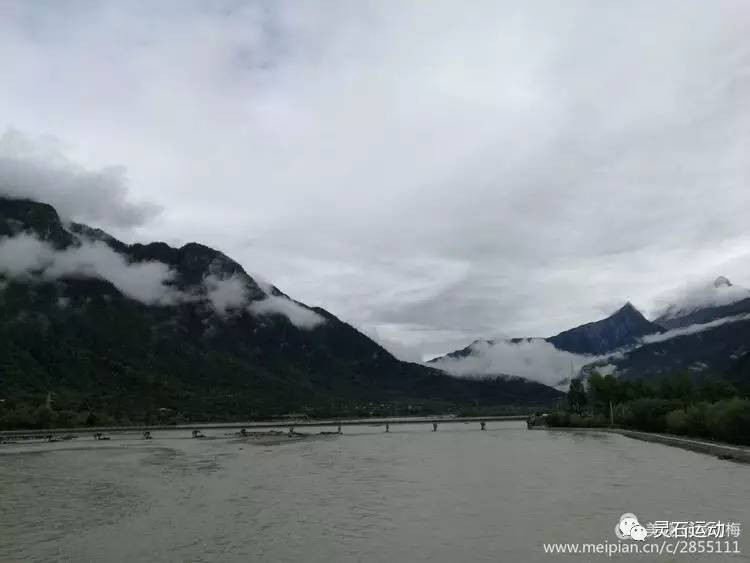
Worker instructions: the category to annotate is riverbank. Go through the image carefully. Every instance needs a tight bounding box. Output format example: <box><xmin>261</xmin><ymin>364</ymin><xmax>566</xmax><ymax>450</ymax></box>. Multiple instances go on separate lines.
<box><xmin>542</xmin><ymin>426</ymin><xmax>750</xmax><ymax>463</ymax></box>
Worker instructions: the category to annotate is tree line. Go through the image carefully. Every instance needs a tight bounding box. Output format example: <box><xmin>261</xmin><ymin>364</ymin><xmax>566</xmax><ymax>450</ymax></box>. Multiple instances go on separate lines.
<box><xmin>547</xmin><ymin>372</ymin><xmax>750</xmax><ymax>446</ymax></box>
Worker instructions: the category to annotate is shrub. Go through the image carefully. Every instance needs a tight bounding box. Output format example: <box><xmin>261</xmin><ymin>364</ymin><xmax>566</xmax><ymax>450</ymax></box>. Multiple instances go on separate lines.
<box><xmin>705</xmin><ymin>398</ymin><xmax>750</xmax><ymax>445</ymax></box>
<box><xmin>52</xmin><ymin>410</ymin><xmax>79</xmax><ymax>428</ymax></box>
<box><xmin>665</xmin><ymin>409</ymin><xmax>688</xmax><ymax>435</ymax></box>
<box><xmin>545</xmin><ymin>412</ymin><xmax>608</xmax><ymax>428</ymax></box>
<box><xmin>545</xmin><ymin>412</ymin><xmax>570</xmax><ymax>427</ymax></box>
<box><xmin>684</xmin><ymin>403</ymin><xmax>708</xmax><ymax>437</ymax></box>
<box><xmin>620</xmin><ymin>398</ymin><xmax>683</xmax><ymax>432</ymax></box>
<box><xmin>33</xmin><ymin>406</ymin><xmax>54</xmax><ymax>429</ymax></box>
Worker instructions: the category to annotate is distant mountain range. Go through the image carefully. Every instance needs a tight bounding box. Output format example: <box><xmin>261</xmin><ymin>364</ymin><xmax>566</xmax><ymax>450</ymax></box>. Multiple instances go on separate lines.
<box><xmin>591</xmin><ymin>278</ymin><xmax>750</xmax><ymax>384</ymax></box>
<box><xmin>431</xmin><ymin>278</ymin><xmax>750</xmax><ymax>390</ymax></box>
<box><xmin>0</xmin><ymin>195</ymin><xmax>562</xmax><ymax>424</ymax></box>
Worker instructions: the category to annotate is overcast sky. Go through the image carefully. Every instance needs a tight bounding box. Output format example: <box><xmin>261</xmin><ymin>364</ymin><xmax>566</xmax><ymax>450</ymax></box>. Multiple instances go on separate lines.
<box><xmin>1</xmin><ymin>1</ymin><xmax>749</xmax><ymax>361</ymax></box>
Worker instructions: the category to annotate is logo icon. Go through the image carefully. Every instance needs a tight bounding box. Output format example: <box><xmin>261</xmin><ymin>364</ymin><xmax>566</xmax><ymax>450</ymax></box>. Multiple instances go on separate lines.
<box><xmin>615</xmin><ymin>513</ymin><xmax>648</xmax><ymax>541</ymax></box>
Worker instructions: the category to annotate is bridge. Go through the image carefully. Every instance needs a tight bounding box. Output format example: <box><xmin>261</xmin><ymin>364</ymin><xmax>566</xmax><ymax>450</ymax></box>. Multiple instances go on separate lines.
<box><xmin>0</xmin><ymin>415</ymin><xmax>531</xmax><ymax>440</ymax></box>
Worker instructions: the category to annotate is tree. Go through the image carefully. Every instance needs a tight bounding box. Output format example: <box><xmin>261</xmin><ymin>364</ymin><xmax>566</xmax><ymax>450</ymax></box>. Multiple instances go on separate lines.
<box><xmin>659</xmin><ymin>373</ymin><xmax>694</xmax><ymax>404</ymax></box>
<box><xmin>568</xmin><ymin>378</ymin><xmax>587</xmax><ymax>414</ymax></box>
<box><xmin>587</xmin><ymin>372</ymin><xmax>619</xmax><ymax>424</ymax></box>
<box><xmin>698</xmin><ymin>377</ymin><xmax>736</xmax><ymax>403</ymax></box>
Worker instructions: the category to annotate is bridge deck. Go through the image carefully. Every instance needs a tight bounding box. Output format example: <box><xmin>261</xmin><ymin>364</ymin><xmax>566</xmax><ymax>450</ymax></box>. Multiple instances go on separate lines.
<box><xmin>0</xmin><ymin>415</ymin><xmax>530</xmax><ymax>438</ymax></box>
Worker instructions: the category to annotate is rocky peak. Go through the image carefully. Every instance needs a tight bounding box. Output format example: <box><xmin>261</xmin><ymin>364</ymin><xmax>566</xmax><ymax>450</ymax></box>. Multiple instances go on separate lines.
<box><xmin>0</xmin><ymin>195</ymin><xmax>74</xmax><ymax>248</ymax></box>
<box><xmin>714</xmin><ymin>276</ymin><xmax>732</xmax><ymax>288</ymax></box>
<box><xmin>546</xmin><ymin>302</ymin><xmax>661</xmax><ymax>355</ymax></box>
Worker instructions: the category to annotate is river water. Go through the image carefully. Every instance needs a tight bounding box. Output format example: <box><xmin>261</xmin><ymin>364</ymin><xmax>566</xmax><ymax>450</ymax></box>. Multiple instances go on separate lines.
<box><xmin>1</xmin><ymin>421</ymin><xmax>748</xmax><ymax>562</ymax></box>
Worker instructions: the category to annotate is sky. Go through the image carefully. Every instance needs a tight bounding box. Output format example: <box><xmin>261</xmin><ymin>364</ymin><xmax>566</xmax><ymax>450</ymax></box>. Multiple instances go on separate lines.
<box><xmin>1</xmin><ymin>0</ymin><xmax>749</xmax><ymax>362</ymax></box>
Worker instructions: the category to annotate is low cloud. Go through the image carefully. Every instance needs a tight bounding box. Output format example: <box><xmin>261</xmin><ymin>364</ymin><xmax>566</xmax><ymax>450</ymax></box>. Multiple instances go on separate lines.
<box><xmin>651</xmin><ymin>277</ymin><xmax>750</xmax><ymax>320</ymax></box>
<box><xmin>429</xmin><ymin>338</ymin><xmax>599</xmax><ymax>387</ymax></box>
<box><xmin>0</xmin><ymin>129</ymin><xmax>160</xmax><ymax>228</ymax></box>
<box><xmin>0</xmin><ymin>233</ymin><xmax>182</xmax><ymax>304</ymax></box>
<box><xmin>640</xmin><ymin>314</ymin><xmax>750</xmax><ymax>345</ymax></box>
<box><xmin>246</xmin><ymin>272</ymin><xmax>326</xmax><ymax>330</ymax></box>
<box><xmin>0</xmin><ymin>231</ymin><xmax>326</xmax><ymax>329</ymax></box>
<box><xmin>430</xmin><ymin>311</ymin><xmax>750</xmax><ymax>383</ymax></box>
<box><xmin>203</xmin><ymin>273</ymin><xmax>249</xmax><ymax>315</ymax></box>
<box><xmin>358</xmin><ymin>324</ymin><xmax>425</xmax><ymax>362</ymax></box>
<box><xmin>204</xmin><ymin>270</ymin><xmax>326</xmax><ymax>329</ymax></box>
<box><xmin>248</xmin><ymin>294</ymin><xmax>325</xmax><ymax>330</ymax></box>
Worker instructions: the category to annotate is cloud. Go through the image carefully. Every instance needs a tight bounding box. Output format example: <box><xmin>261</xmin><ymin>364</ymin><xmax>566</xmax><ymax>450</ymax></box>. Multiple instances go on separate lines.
<box><xmin>1</xmin><ymin>2</ymin><xmax>749</xmax><ymax>356</ymax></box>
<box><xmin>0</xmin><ymin>230</ymin><xmax>326</xmax><ymax>329</ymax></box>
<box><xmin>228</xmin><ymin>271</ymin><xmax>326</xmax><ymax>329</ymax></box>
<box><xmin>640</xmin><ymin>313</ymin><xmax>750</xmax><ymax>345</ymax></box>
<box><xmin>651</xmin><ymin>277</ymin><xmax>750</xmax><ymax>320</ymax></box>
<box><xmin>203</xmin><ymin>273</ymin><xmax>249</xmax><ymax>315</ymax></box>
<box><xmin>0</xmin><ymin>129</ymin><xmax>160</xmax><ymax>228</ymax></box>
<box><xmin>357</xmin><ymin>324</ymin><xmax>425</xmax><ymax>362</ymax></box>
<box><xmin>248</xmin><ymin>295</ymin><xmax>325</xmax><ymax>329</ymax></box>
<box><xmin>0</xmin><ymin>232</ymin><xmax>51</xmax><ymax>275</ymax></box>
<box><xmin>429</xmin><ymin>338</ymin><xmax>599</xmax><ymax>387</ymax></box>
<box><xmin>0</xmin><ymin>233</ymin><xmax>182</xmax><ymax>304</ymax></box>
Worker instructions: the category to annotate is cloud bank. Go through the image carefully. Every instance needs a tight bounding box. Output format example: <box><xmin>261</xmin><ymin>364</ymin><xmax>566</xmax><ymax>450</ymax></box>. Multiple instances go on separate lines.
<box><xmin>0</xmin><ymin>233</ymin><xmax>326</xmax><ymax>329</ymax></box>
<box><xmin>0</xmin><ymin>129</ymin><xmax>160</xmax><ymax>228</ymax></box>
<box><xmin>205</xmin><ymin>270</ymin><xmax>326</xmax><ymax>328</ymax></box>
<box><xmin>203</xmin><ymin>273</ymin><xmax>250</xmax><ymax>315</ymax></box>
<box><xmin>433</xmin><ymin>310</ymin><xmax>750</xmax><ymax>385</ymax></box>
<box><xmin>651</xmin><ymin>277</ymin><xmax>750</xmax><ymax>320</ymax></box>
<box><xmin>429</xmin><ymin>338</ymin><xmax>598</xmax><ymax>387</ymax></box>
<box><xmin>0</xmin><ymin>233</ymin><xmax>181</xmax><ymax>304</ymax></box>
<box><xmin>640</xmin><ymin>314</ymin><xmax>750</xmax><ymax>345</ymax></box>
<box><xmin>248</xmin><ymin>295</ymin><xmax>325</xmax><ymax>330</ymax></box>
<box><xmin>2</xmin><ymin>2</ymin><xmax>749</xmax><ymax>356</ymax></box>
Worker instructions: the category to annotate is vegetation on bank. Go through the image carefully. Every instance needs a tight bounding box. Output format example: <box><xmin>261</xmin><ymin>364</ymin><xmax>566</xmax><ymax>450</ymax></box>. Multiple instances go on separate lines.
<box><xmin>547</xmin><ymin>372</ymin><xmax>750</xmax><ymax>446</ymax></box>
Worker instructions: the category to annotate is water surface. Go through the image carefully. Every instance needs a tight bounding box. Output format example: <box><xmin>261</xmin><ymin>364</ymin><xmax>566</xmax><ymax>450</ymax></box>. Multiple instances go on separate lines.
<box><xmin>2</xmin><ymin>422</ymin><xmax>748</xmax><ymax>562</ymax></box>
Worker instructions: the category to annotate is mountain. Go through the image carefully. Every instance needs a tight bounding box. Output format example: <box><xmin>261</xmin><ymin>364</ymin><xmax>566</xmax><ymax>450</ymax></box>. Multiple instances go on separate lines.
<box><xmin>726</xmin><ymin>352</ymin><xmax>750</xmax><ymax>392</ymax></box>
<box><xmin>0</xmin><ymin>196</ymin><xmax>561</xmax><ymax>426</ymax></box>
<box><xmin>653</xmin><ymin>277</ymin><xmax>750</xmax><ymax>330</ymax></box>
<box><xmin>429</xmin><ymin>304</ymin><xmax>663</xmax><ymax>386</ymax></box>
<box><xmin>580</xmin><ymin>276</ymin><xmax>750</xmax><ymax>383</ymax></box>
<box><xmin>584</xmin><ymin>317</ymin><xmax>750</xmax><ymax>382</ymax></box>
<box><xmin>420</xmin><ymin>279</ymin><xmax>750</xmax><ymax>389</ymax></box>
<box><xmin>546</xmin><ymin>302</ymin><xmax>662</xmax><ymax>355</ymax></box>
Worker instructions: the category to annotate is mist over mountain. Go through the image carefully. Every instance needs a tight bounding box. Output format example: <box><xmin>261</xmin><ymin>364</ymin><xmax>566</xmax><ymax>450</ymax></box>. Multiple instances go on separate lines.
<box><xmin>2</xmin><ymin>193</ymin><xmax>748</xmax><ymax>423</ymax></box>
<box><xmin>431</xmin><ymin>284</ymin><xmax>750</xmax><ymax>389</ymax></box>
<box><xmin>429</xmin><ymin>303</ymin><xmax>663</xmax><ymax>386</ymax></box>
<box><xmin>0</xmin><ymin>195</ymin><xmax>562</xmax><ymax>423</ymax></box>
<box><xmin>652</xmin><ymin>277</ymin><xmax>750</xmax><ymax>330</ymax></box>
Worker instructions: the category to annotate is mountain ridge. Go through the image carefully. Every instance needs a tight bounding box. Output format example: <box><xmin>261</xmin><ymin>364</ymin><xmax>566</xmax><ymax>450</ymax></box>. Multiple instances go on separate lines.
<box><xmin>0</xmin><ymin>195</ymin><xmax>562</xmax><ymax>426</ymax></box>
<box><xmin>652</xmin><ymin>276</ymin><xmax>750</xmax><ymax>330</ymax></box>
<box><xmin>547</xmin><ymin>302</ymin><xmax>662</xmax><ymax>355</ymax></box>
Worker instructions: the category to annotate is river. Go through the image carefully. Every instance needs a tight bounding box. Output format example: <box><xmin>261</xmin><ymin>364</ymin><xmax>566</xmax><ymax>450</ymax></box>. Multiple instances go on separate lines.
<box><xmin>1</xmin><ymin>421</ymin><xmax>748</xmax><ymax>562</ymax></box>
